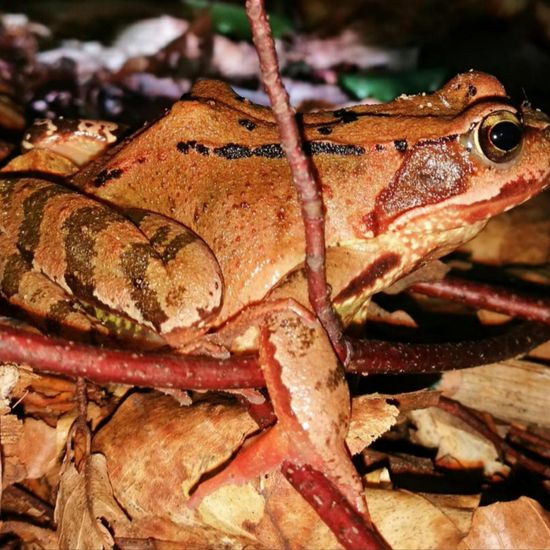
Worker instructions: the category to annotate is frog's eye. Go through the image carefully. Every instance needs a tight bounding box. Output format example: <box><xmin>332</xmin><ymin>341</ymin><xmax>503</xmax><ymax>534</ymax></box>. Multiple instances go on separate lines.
<box><xmin>476</xmin><ymin>110</ymin><xmax>523</xmax><ymax>163</ymax></box>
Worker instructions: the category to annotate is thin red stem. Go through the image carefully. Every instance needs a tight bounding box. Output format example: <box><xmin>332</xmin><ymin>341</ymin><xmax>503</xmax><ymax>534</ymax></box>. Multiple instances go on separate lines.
<box><xmin>245</xmin><ymin>0</ymin><xmax>347</xmax><ymax>363</ymax></box>
<box><xmin>0</xmin><ymin>323</ymin><xmax>263</xmax><ymax>389</ymax></box>
<box><xmin>347</xmin><ymin>322</ymin><xmax>550</xmax><ymax>375</ymax></box>
<box><xmin>282</xmin><ymin>462</ymin><xmax>390</xmax><ymax>550</ymax></box>
<box><xmin>0</xmin><ymin>321</ymin><xmax>548</xmax><ymax>388</ymax></box>
<box><xmin>412</xmin><ymin>277</ymin><xmax>550</xmax><ymax>325</ymax></box>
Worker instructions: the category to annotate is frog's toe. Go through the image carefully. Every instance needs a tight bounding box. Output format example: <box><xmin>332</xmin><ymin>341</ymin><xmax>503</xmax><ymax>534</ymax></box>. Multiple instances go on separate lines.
<box><xmin>187</xmin><ymin>423</ymin><xmax>291</xmax><ymax>508</ymax></box>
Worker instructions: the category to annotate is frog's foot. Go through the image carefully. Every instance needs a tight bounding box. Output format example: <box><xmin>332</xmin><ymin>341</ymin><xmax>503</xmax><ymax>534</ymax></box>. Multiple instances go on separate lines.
<box><xmin>187</xmin><ymin>422</ymin><xmax>291</xmax><ymax>508</ymax></box>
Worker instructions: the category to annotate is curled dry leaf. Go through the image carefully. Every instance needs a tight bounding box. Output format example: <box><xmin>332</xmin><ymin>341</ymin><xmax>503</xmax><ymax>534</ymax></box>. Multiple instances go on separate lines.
<box><xmin>437</xmin><ymin>360</ymin><xmax>550</xmax><ymax>428</ymax></box>
<box><xmin>458</xmin><ymin>496</ymin><xmax>550</xmax><ymax>549</ymax></box>
<box><xmin>409</xmin><ymin>407</ymin><xmax>508</xmax><ymax>477</ymax></box>
<box><xmin>367</xmin><ymin>488</ymin><xmax>480</xmax><ymax>550</ymax></box>
<box><xmin>55</xmin><ymin>453</ymin><xmax>130</xmax><ymax>550</ymax></box>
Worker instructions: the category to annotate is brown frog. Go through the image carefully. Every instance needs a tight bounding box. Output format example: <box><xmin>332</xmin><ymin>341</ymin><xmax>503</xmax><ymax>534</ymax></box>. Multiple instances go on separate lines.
<box><xmin>1</xmin><ymin>71</ymin><xmax>548</xmax><ymax>514</ymax></box>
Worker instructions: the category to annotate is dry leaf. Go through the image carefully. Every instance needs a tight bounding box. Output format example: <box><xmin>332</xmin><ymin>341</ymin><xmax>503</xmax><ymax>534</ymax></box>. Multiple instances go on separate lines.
<box><xmin>55</xmin><ymin>453</ymin><xmax>130</xmax><ymax>550</ymax></box>
<box><xmin>459</xmin><ymin>496</ymin><xmax>550</xmax><ymax>549</ymax></box>
<box><xmin>0</xmin><ymin>520</ymin><xmax>58</xmax><ymax>550</ymax></box>
<box><xmin>409</xmin><ymin>408</ymin><xmax>508</xmax><ymax>476</ymax></box>
<box><xmin>367</xmin><ymin>487</ymin><xmax>479</xmax><ymax>549</ymax></box>
<box><xmin>93</xmin><ymin>392</ymin><xmax>262</xmax><ymax>547</ymax></box>
<box><xmin>0</xmin><ymin>364</ymin><xmax>19</xmax><ymax>413</ymax></box>
<box><xmin>437</xmin><ymin>360</ymin><xmax>550</xmax><ymax>427</ymax></box>
<box><xmin>347</xmin><ymin>394</ymin><xmax>399</xmax><ymax>454</ymax></box>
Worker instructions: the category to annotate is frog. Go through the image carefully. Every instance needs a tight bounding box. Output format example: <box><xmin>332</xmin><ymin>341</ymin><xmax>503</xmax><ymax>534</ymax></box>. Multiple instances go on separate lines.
<box><xmin>1</xmin><ymin>71</ymin><xmax>549</xmax><ymax>517</ymax></box>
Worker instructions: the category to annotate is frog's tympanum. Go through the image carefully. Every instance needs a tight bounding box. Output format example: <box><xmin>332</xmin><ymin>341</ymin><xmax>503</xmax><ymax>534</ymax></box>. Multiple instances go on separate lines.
<box><xmin>1</xmin><ymin>72</ymin><xmax>549</xmax><ymax>513</ymax></box>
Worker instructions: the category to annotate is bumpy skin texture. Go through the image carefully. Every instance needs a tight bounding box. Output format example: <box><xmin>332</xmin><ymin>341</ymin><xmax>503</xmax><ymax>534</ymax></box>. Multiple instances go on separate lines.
<box><xmin>69</xmin><ymin>72</ymin><xmax>550</xmax><ymax>326</ymax></box>
<box><xmin>1</xmin><ymin>72</ymin><xmax>549</xmax><ymax>512</ymax></box>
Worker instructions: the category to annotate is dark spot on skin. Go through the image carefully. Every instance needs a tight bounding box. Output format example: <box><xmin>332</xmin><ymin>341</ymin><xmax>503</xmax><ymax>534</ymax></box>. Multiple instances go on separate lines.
<box><xmin>332</xmin><ymin>109</ymin><xmax>359</xmax><ymax>124</ymax></box>
<box><xmin>176</xmin><ymin>141</ymin><xmax>190</xmax><ymax>154</ymax></box>
<box><xmin>468</xmin><ymin>84</ymin><xmax>477</xmax><ymax>97</ymax></box>
<box><xmin>375</xmin><ymin>144</ymin><xmax>385</xmax><ymax>151</ymax></box>
<box><xmin>46</xmin><ymin>300</ymin><xmax>76</xmax><ymax>329</ymax></box>
<box><xmin>119</xmin><ymin>243</ymin><xmax>169</xmax><ymax>329</ymax></box>
<box><xmin>189</xmin><ymin>140</ymin><xmax>366</xmax><ymax>160</ymax></box>
<box><xmin>239</xmin><ymin>118</ymin><xmax>257</xmax><ymax>131</ymax></box>
<box><xmin>326</xmin><ymin>365</ymin><xmax>345</xmax><ymax>391</ymax></box>
<box><xmin>335</xmin><ymin>253</ymin><xmax>401</xmax><ymax>302</ymax></box>
<box><xmin>195</xmin><ymin>143</ymin><xmax>210</xmax><ymax>156</ymax></box>
<box><xmin>63</xmin><ymin>205</ymin><xmax>122</xmax><ymax>299</ymax></box>
<box><xmin>253</xmin><ymin>144</ymin><xmax>285</xmax><ymax>159</ymax></box>
<box><xmin>214</xmin><ymin>143</ymin><xmax>252</xmax><ymax>160</ymax></box>
<box><xmin>394</xmin><ymin>139</ymin><xmax>408</xmax><ymax>152</ymax></box>
<box><xmin>0</xmin><ymin>254</ymin><xmax>29</xmax><ymax>297</ymax></box>
<box><xmin>177</xmin><ymin>141</ymin><xmax>210</xmax><ymax>156</ymax></box>
<box><xmin>93</xmin><ymin>168</ymin><xmax>124</xmax><ymax>187</ymax></box>
<box><xmin>18</xmin><ymin>184</ymin><xmax>72</xmax><ymax>263</ymax></box>
<box><xmin>276</xmin><ymin>316</ymin><xmax>316</xmax><ymax>358</ymax></box>
<box><xmin>317</xmin><ymin>126</ymin><xmax>333</xmax><ymax>135</ymax></box>
<box><xmin>304</xmin><ymin>142</ymin><xmax>365</xmax><ymax>156</ymax></box>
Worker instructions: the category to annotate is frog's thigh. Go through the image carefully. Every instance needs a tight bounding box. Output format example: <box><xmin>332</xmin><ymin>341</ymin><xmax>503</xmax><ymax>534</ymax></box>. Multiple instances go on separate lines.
<box><xmin>0</xmin><ymin>245</ymin><xmax>108</xmax><ymax>339</ymax></box>
<box><xmin>123</xmin><ymin>209</ymin><xmax>223</xmax><ymax>339</ymax></box>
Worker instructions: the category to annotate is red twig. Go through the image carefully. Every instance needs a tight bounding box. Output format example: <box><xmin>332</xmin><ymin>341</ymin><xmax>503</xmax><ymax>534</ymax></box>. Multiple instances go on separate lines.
<box><xmin>348</xmin><ymin>322</ymin><xmax>550</xmax><ymax>375</ymax></box>
<box><xmin>0</xmin><ymin>324</ymin><xmax>263</xmax><ymax>389</ymax></box>
<box><xmin>438</xmin><ymin>397</ymin><xmax>550</xmax><ymax>479</ymax></box>
<box><xmin>508</xmin><ymin>425</ymin><xmax>550</xmax><ymax>460</ymax></box>
<box><xmin>412</xmin><ymin>277</ymin><xmax>550</xmax><ymax>325</ymax></box>
<box><xmin>282</xmin><ymin>462</ymin><xmax>390</xmax><ymax>550</ymax></box>
<box><xmin>245</xmin><ymin>0</ymin><xmax>347</xmax><ymax>363</ymax></box>
<box><xmin>0</xmin><ymin>321</ymin><xmax>548</xmax><ymax>388</ymax></box>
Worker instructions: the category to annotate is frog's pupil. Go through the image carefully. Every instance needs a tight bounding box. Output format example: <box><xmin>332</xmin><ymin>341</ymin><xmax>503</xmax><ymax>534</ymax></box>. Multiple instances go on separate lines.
<box><xmin>490</xmin><ymin>121</ymin><xmax>522</xmax><ymax>151</ymax></box>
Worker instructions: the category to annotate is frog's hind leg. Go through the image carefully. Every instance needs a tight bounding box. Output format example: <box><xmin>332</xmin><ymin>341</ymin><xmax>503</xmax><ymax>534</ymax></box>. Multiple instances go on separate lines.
<box><xmin>0</xmin><ymin>177</ymin><xmax>222</xmax><ymax>345</ymax></box>
<box><xmin>188</xmin><ymin>304</ymin><xmax>366</xmax><ymax>515</ymax></box>
<box><xmin>122</xmin><ymin>209</ymin><xmax>223</xmax><ymax>346</ymax></box>
<box><xmin>0</xmin><ymin>241</ymin><xmax>111</xmax><ymax>341</ymax></box>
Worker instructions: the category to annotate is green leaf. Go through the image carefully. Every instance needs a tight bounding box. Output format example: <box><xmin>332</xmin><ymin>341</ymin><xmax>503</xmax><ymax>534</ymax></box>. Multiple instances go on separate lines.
<box><xmin>182</xmin><ymin>0</ymin><xmax>293</xmax><ymax>40</ymax></box>
<box><xmin>339</xmin><ymin>68</ymin><xmax>448</xmax><ymax>102</ymax></box>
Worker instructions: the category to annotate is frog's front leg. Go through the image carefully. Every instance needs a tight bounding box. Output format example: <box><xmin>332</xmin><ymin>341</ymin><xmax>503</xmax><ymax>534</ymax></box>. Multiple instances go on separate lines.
<box><xmin>0</xmin><ymin>177</ymin><xmax>222</xmax><ymax>345</ymax></box>
<box><xmin>189</xmin><ymin>302</ymin><xmax>365</xmax><ymax>515</ymax></box>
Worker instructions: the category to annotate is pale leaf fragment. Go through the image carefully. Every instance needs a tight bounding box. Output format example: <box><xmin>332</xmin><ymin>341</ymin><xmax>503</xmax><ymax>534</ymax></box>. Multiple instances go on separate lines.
<box><xmin>367</xmin><ymin>487</ymin><xmax>479</xmax><ymax>549</ymax></box>
<box><xmin>409</xmin><ymin>408</ymin><xmax>508</xmax><ymax>476</ymax></box>
<box><xmin>459</xmin><ymin>496</ymin><xmax>550</xmax><ymax>549</ymax></box>
<box><xmin>55</xmin><ymin>453</ymin><xmax>129</xmax><ymax>550</ymax></box>
<box><xmin>347</xmin><ymin>394</ymin><xmax>399</xmax><ymax>454</ymax></box>
<box><xmin>0</xmin><ymin>364</ymin><xmax>19</xmax><ymax>413</ymax></box>
<box><xmin>438</xmin><ymin>360</ymin><xmax>550</xmax><ymax>427</ymax></box>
